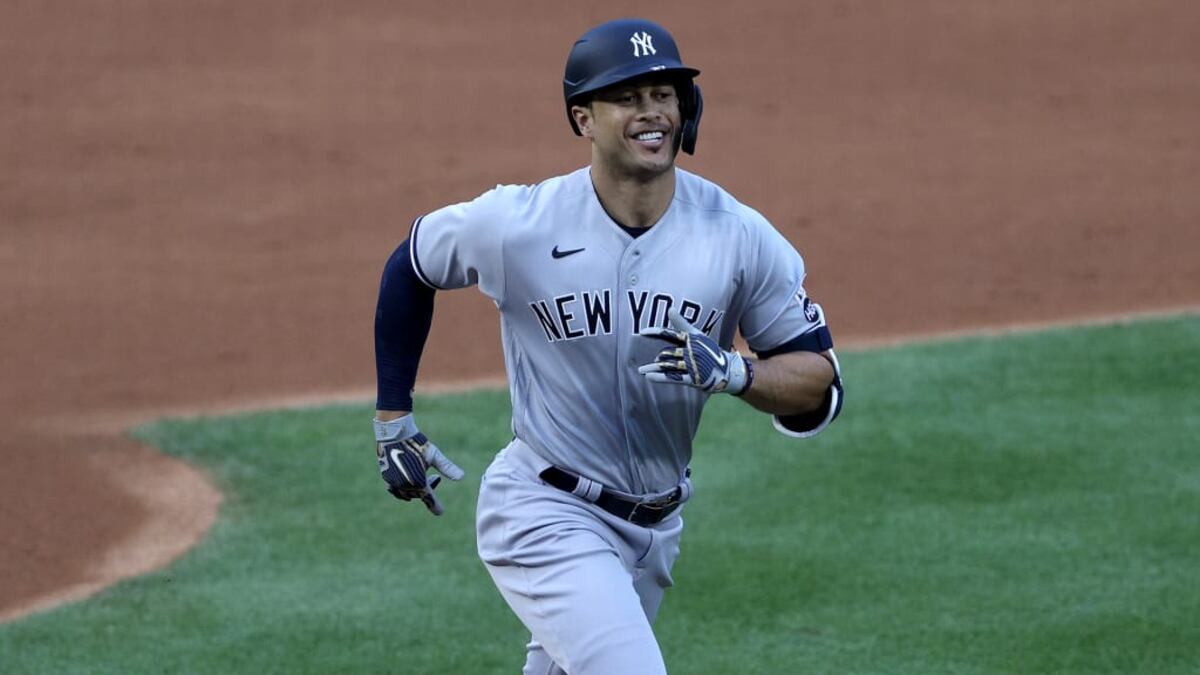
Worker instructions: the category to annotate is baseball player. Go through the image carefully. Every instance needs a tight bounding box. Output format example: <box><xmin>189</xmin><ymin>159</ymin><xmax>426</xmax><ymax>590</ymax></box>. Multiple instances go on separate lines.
<box><xmin>373</xmin><ymin>17</ymin><xmax>843</xmax><ymax>674</ymax></box>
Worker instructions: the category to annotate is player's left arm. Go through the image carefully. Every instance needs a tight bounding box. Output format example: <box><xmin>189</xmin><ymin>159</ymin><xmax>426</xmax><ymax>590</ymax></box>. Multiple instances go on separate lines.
<box><xmin>638</xmin><ymin>309</ymin><xmax>845</xmax><ymax>437</ymax></box>
<box><xmin>737</xmin><ymin>349</ymin><xmax>834</xmax><ymax>416</ymax></box>
<box><xmin>640</xmin><ymin>210</ymin><xmax>845</xmax><ymax>435</ymax></box>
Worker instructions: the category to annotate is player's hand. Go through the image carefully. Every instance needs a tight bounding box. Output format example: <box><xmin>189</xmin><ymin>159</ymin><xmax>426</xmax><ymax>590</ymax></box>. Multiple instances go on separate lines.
<box><xmin>637</xmin><ymin>308</ymin><xmax>752</xmax><ymax>395</ymax></box>
<box><xmin>374</xmin><ymin>415</ymin><xmax>465</xmax><ymax>516</ymax></box>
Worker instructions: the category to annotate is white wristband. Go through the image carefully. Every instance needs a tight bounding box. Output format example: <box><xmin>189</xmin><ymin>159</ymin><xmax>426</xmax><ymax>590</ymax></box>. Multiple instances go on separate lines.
<box><xmin>723</xmin><ymin>351</ymin><xmax>750</xmax><ymax>395</ymax></box>
<box><xmin>373</xmin><ymin>414</ymin><xmax>418</xmax><ymax>442</ymax></box>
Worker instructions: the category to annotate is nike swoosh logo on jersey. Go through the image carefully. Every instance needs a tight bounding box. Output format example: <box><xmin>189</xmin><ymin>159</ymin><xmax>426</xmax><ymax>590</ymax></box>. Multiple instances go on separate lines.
<box><xmin>552</xmin><ymin>246</ymin><xmax>586</xmax><ymax>259</ymax></box>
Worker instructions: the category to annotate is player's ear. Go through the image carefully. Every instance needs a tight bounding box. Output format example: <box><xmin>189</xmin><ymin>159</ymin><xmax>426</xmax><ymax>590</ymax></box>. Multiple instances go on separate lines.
<box><xmin>571</xmin><ymin>103</ymin><xmax>595</xmax><ymax>139</ymax></box>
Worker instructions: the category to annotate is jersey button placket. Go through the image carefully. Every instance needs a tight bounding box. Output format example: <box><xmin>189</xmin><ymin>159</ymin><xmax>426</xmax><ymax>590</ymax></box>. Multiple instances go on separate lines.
<box><xmin>625</xmin><ymin>266</ymin><xmax>638</xmax><ymax>383</ymax></box>
<box><xmin>617</xmin><ymin>246</ymin><xmax>646</xmax><ymax>491</ymax></box>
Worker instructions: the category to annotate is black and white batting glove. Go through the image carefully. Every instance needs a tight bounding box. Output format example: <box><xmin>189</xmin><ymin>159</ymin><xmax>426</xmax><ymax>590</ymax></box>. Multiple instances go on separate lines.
<box><xmin>374</xmin><ymin>415</ymin><xmax>465</xmax><ymax>516</ymax></box>
<box><xmin>637</xmin><ymin>308</ymin><xmax>753</xmax><ymax>395</ymax></box>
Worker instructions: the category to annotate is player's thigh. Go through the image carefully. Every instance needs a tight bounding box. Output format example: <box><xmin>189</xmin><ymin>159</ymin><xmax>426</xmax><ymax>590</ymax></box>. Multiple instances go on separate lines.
<box><xmin>521</xmin><ymin>639</ymin><xmax>565</xmax><ymax>675</ymax></box>
<box><xmin>631</xmin><ymin>512</ymin><xmax>684</xmax><ymax>624</ymax></box>
<box><xmin>485</xmin><ymin>548</ymin><xmax>667</xmax><ymax>675</ymax></box>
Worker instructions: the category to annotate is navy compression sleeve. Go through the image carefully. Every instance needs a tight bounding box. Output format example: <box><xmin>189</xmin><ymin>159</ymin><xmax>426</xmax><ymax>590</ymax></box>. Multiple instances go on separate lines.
<box><xmin>374</xmin><ymin>238</ymin><xmax>435</xmax><ymax>411</ymax></box>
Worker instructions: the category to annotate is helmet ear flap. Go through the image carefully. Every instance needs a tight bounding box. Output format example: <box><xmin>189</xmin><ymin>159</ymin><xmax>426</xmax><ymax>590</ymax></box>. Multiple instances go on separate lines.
<box><xmin>680</xmin><ymin>83</ymin><xmax>703</xmax><ymax>155</ymax></box>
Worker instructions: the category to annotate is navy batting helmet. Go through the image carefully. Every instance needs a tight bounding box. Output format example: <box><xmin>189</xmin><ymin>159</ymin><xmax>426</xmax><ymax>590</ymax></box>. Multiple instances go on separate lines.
<box><xmin>563</xmin><ymin>18</ymin><xmax>704</xmax><ymax>155</ymax></box>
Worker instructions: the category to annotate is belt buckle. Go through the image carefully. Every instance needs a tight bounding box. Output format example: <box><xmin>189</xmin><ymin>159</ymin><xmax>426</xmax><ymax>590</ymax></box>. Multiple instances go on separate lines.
<box><xmin>627</xmin><ymin>493</ymin><xmax>678</xmax><ymax>526</ymax></box>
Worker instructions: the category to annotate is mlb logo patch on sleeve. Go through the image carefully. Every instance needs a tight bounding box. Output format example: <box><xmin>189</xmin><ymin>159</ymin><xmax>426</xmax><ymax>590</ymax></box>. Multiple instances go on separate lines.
<box><xmin>799</xmin><ymin>294</ymin><xmax>820</xmax><ymax>322</ymax></box>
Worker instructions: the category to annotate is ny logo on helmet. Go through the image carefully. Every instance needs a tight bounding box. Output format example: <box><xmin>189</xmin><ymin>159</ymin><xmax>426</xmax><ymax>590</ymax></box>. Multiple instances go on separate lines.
<box><xmin>630</xmin><ymin>31</ymin><xmax>656</xmax><ymax>58</ymax></box>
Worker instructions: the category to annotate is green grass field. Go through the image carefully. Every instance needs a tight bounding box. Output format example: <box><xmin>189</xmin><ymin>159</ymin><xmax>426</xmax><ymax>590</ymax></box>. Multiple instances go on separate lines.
<box><xmin>3</xmin><ymin>316</ymin><xmax>1199</xmax><ymax>674</ymax></box>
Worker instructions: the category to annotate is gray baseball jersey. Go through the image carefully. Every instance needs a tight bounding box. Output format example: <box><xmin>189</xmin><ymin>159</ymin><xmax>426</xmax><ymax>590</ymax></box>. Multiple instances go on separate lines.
<box><xmin>411</xmin><ymin>166</ymin><xmax>828</xmax><ymax>494</ymax></box>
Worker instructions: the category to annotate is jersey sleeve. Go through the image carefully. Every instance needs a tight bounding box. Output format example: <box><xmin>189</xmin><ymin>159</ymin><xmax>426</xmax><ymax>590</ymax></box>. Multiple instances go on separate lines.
<box><xmin>736</xmin><ymin>212</ymin><xmax>843</xmax><ymax>438</ymax></box>
<box><xmin>737</xmin><ymin>214</ymin><xmax>831</xmax><ymax>354</ymax></box>
<box><xmin>409</xmin><ymin>187</ymin><xmax>511</xmax><ymax>301</ymax></box>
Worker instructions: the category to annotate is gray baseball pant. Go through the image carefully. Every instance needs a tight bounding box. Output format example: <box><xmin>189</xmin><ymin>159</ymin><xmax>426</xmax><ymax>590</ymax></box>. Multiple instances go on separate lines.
<box><xmin>476</xmin><ymin>439</ymin><xmax>684</xmax><ymax>675</ymax></box>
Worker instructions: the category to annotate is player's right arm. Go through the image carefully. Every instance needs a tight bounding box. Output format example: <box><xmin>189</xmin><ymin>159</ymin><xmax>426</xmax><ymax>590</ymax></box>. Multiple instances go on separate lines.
<box><xmin>372</xmin><ymin>190</ymin><xmax>512</xmax><ymax>515</ymax></box>
<box><xmin>373</xmin><ymin>235</ymin><xmax>464</xmax><ymax>515</ymax></box>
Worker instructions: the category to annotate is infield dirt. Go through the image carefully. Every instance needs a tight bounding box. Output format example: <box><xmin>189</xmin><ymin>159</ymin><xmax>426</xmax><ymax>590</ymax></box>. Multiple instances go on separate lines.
<box><xmin>2</xmin><ymin>1</ymin><xmax>1197</xmax><ymax>620</ymax></box>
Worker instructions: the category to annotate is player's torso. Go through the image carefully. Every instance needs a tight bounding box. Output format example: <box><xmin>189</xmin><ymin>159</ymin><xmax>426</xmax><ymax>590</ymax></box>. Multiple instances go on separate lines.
<box><xmin>491</xmin><ymin>170</ymin><xmax>754</xmax><ymax>492</ymax></box>
<box><xmin>500</xmin><ymin>172</ymin><xmax>748</xmax><ymax>351</ymax></box>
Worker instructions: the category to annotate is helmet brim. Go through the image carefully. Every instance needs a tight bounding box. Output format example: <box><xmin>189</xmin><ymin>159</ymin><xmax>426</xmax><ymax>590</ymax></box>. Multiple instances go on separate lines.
<box><xmin>566</xmin><ymin>62</ymin><xmax>700</xmax><ymax>107</ymax></box>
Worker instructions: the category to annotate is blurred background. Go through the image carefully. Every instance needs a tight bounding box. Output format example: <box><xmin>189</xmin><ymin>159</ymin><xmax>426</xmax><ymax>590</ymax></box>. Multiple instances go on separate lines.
<box><xmin>2</xmin><ymin>0</ymin><xmax>1197</xmax><ymax>619</ymax></box>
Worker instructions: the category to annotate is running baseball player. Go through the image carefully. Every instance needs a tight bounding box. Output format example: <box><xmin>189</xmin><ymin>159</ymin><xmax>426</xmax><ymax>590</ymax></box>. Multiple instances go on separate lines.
<box><xmin>373</xmin><ymin>17</ymin><xmax>843</xmax><ymax>674</ymax></box>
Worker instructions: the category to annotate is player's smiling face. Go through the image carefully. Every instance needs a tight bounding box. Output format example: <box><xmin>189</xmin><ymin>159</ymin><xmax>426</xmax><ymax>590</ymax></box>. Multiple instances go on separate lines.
<box><xmin>573</xmin><ymin>76</ymin><xmax>682</xmax><ymax>180</ymax></box>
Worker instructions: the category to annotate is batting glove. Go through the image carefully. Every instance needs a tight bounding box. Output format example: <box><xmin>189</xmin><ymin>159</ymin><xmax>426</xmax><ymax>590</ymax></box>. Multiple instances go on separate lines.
<box><xmin>374</xmin><ymin>415</ymin><xmax>465</xmax><ymax>516</ymax></box>
<box><xmin>637</xmin><ymin>308</ymin><xmax>753</xmax><ymax>395</ymax></box>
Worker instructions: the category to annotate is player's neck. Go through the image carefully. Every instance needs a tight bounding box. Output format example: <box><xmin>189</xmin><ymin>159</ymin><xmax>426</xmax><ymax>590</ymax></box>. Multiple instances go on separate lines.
<box><xmin>588</xmin><ymin>164</ymin><xmax>676</xmax><ymax>229</ymax></box>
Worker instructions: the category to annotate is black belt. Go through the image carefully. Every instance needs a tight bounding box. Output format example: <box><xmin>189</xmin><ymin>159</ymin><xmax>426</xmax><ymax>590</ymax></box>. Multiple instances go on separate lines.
<box><xmin>539</xmin><ymin>466</ymin><xmax>684</xmax><ymax>527</ymax></box>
